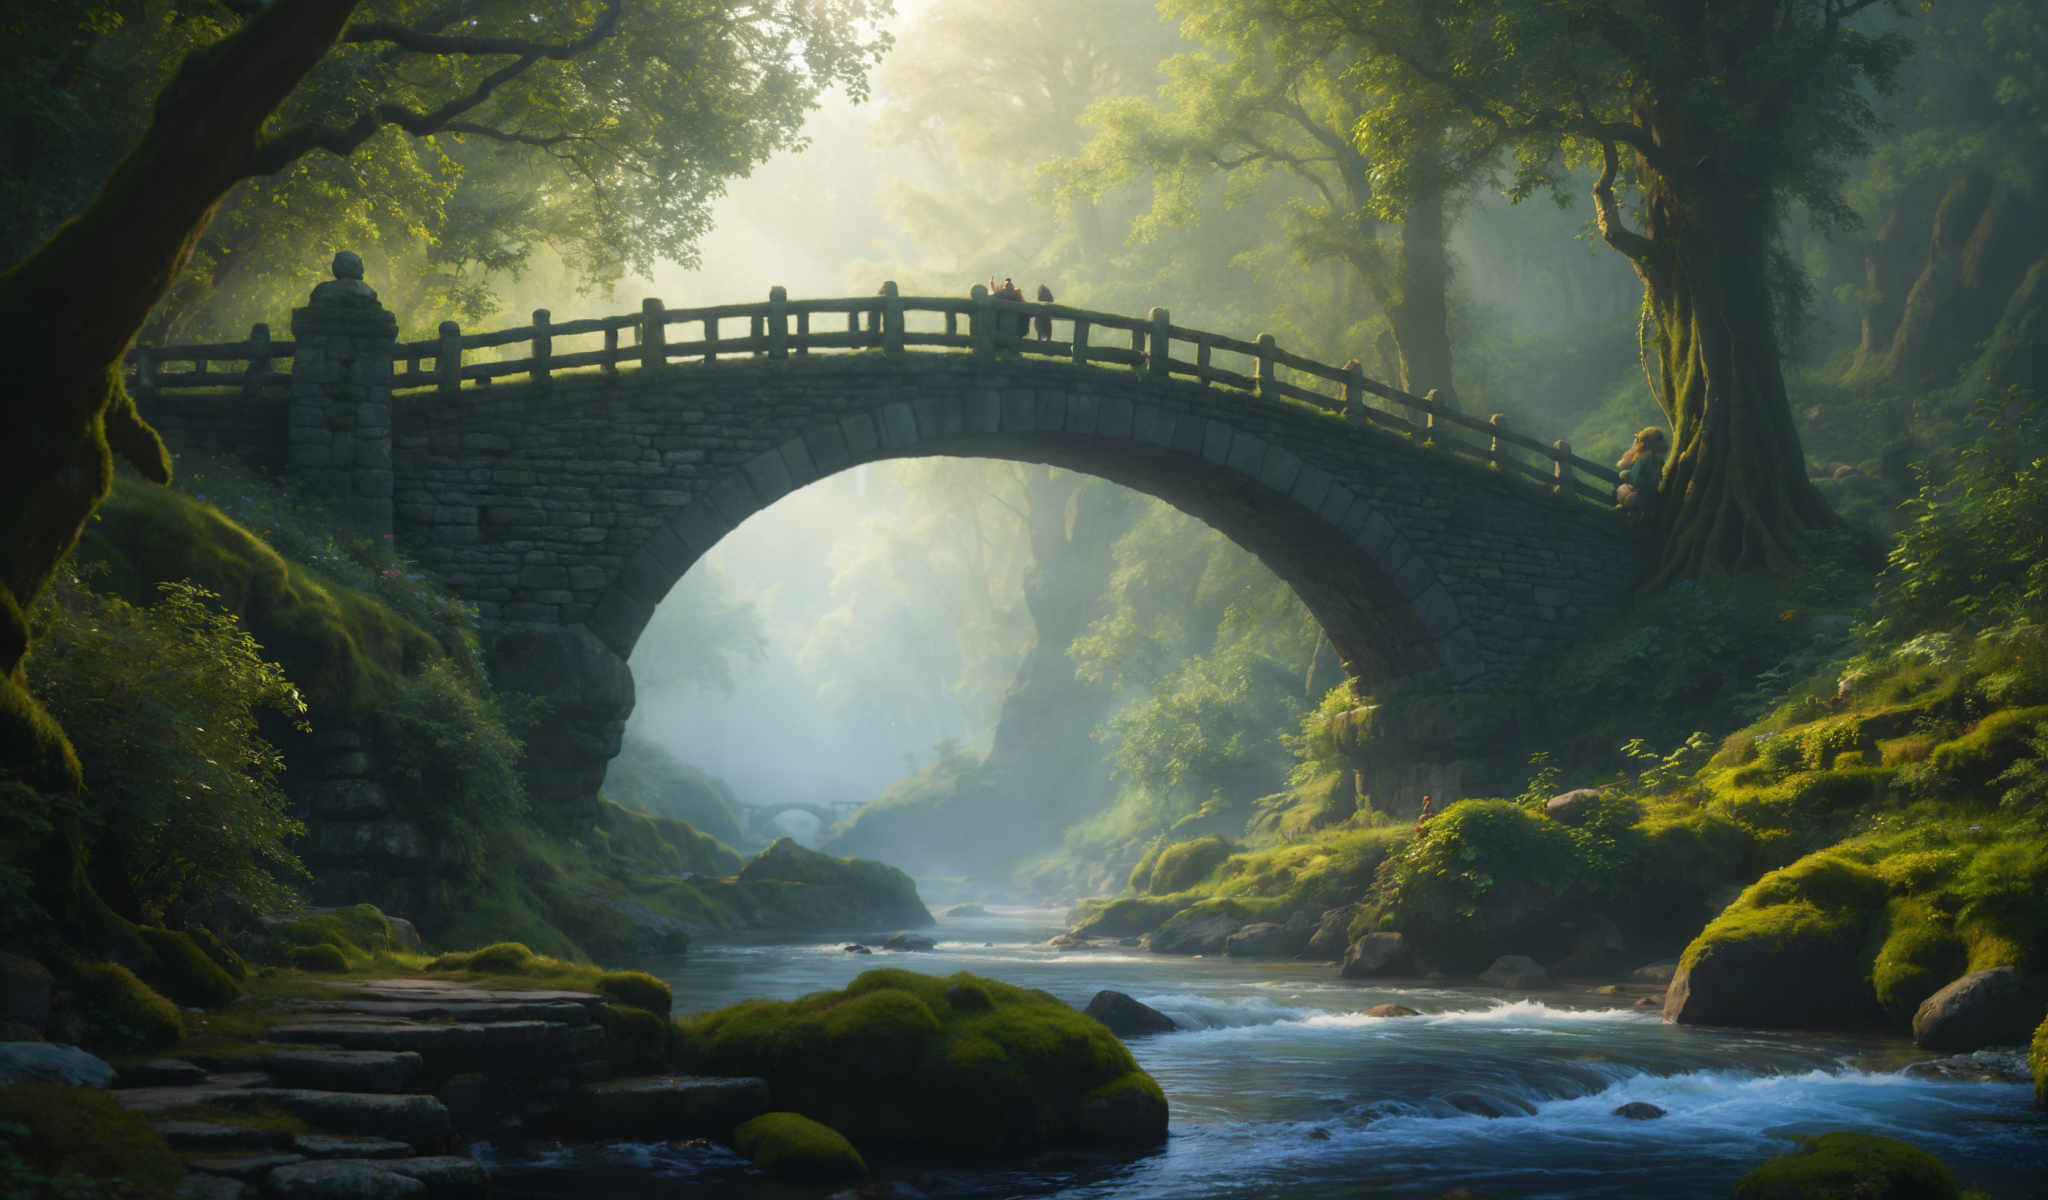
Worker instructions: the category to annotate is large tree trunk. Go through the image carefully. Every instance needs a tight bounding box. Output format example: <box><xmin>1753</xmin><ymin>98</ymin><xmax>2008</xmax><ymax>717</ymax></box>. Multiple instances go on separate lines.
<box><xmin>1386</xmin><ymin>175</ymin><xmax>1456</xmax><ymax>406</ymax></box>
<box><xmin>0</xmin><ymin>1</ymin><xmax>360</xmax><ymax>788</ymax></box>
<box><xmin>1628</xmin><ymin>149</ymin><xmax>1838</xmax><ymax>581</ymax></box>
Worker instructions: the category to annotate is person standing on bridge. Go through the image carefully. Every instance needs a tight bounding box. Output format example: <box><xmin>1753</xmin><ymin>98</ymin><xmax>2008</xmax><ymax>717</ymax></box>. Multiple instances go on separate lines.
<box><xmin>991</xmin><ymin>276</ymin><xmax>1026</xmax><ymax>339</ymax></box>
<box><xmin>1034</xmin><ymin>283</ymin><xmax>1055</xmax><ymax>341</ymax></box>
<box><xmin>1615</xmin><ymin>426</ymin><xmax>1668</xmax><ymax>517</ymax></box>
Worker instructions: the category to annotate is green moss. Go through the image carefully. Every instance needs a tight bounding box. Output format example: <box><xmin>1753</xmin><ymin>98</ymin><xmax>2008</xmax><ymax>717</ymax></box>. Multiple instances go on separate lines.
<box><xmin>677</xmin><ymin>969</ymin><xmax>1167</xmax><ymax>1155</ymax></box>
<box><xmin>2030</xmin><ymin>1011</ymin><xmax>2047</xmax><ymax>1108</ymax></box>
<box><xmin>0</xmin><ymin>1082</ymin><xmax>182</xmax><ymax>1198</ymax></box>
<box><xmin>598</xmin><ymin>1002</ymin><xmax>681</xmax><ymax>1073</ymax></box>
<box><xmin>269</xmin><ymin>903</ymin><xmax>394</xmax><ymax>963</ymax></box>
<box><xmin>597</xmin><ymin>970</ymin><xmax>672</xmax><ymax>1016</ymax></box>
<box><xmin>1927</xmin><ymin>705</ymin><xmax>2048</xmax><ymax>789</ymax></box>
<box><xmin>1069</xmin><ymin>895</ymin><xmax>1188</xmax><ymax>939</ymax></box>
<box><xmin>1732</xmin><ymin>1131</ymin><xmax>1960</xmax><ymax>1199</ymax></box>
<box><xmin>1385</xmin><ymin>799</ymin><xmax>1581</xmax><ymax>972</ymax></box>
<box><xmin>286</xmin><ymin>943</ymin><xmax>348</xmax><ymax>972</ymax></box>
<box><xmin>733</xmin><ymin>1112</ymin><xmax>867</xmax><ymax>1182</ymax></box>
<box><xmin>186</xmin><ymin>925</ymin><xmax>246</xmax><ymax>979</ymax></box>
<box><xmin>133</xmin><ymin>925</ymin><xmax>240</xmax><ymax>1008</ymax></box>
<box><xmin>1143</xmin><ymin>836</ymin><xmax>1233</xmax><ymax>894</ymax></box>
<box><xmin>70</xmin><ymin>960</ymin><xmax>183</xmax><ymax>1053</ymax></box>
<box><xmin>1870</xmin><ymin>896</ymin><xmax>1967</xmax><ymax>1023</ymax></box>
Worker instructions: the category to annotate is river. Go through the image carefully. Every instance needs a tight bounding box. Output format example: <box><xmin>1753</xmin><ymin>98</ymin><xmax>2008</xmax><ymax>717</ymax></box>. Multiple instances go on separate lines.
<box><xmin>482</xmin><ymin>907</ymin><xmax>2044</xmax><ymax>1198</ymax></box>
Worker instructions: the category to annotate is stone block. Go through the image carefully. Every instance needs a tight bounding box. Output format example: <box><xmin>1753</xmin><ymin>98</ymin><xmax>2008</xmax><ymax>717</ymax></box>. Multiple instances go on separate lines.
<box><xmin>1258</xmin><ymin>447</ymin><xmax>1303</xmax><ymax>494</ymax></box>
<box><xmin>839</xmin><ymin>411</ymin><xmax>880</xmax><ymax>459</ymax></box>
<box><xmin>999</xmin><ymin>388</ymin><xmax>1035</xmax><ymax>433</ymax></box>
<box><xmin>1132</xmin><ymin>404</ymin><xmax>1173</xmax><ymax>447</ymax></box>
<box><xmin>1391</xmin><ymin>555</ymin><xmax>1435</xmax><ymax>601</ymax></box>
<box><xmin>880</xmin><ymin>401</ymin><xmax>919</xmax><ymax>449</ymax></box>
<box><xmin>705</xmin><ymin>474</ymin><xmax>759</xmax><ymax>527</ymax></box>
<box><xmin>777</xmin><ymin>436</ymin><xmax>818</xmax><ymax>490</ymax></box>
<box><xmin>1064</xmin><ymin>391</ymin><xmax>1099</xmax><ymax>434</ymax></box>
<box><xmin>742</xmin><ymin>447</ymin><xmax>793</xmax><ymax>506</ymax></box>
<box><xmin>1096</xmin><ymin>393</ymin><xmax>1134</xmax><ymax>439</ymax></box>
<box><xmin>1289</xmin><ymin>464</ymin><xmax>1333</xmax><ymax>512</ymax></box>
<box><xmin>1201</xmin><ymin>420</ymin><xmax>1234</xmax><ymax>465</ymax></box>
<box><xmin>1035</xmin><ymin>391</ymin><xmax>1066</xmax><ymax>431</ymax></box>
<box><xmin>964</xmin><ymin>388</ymin><xmax>1001</xmax><ymax>434</ymax></box>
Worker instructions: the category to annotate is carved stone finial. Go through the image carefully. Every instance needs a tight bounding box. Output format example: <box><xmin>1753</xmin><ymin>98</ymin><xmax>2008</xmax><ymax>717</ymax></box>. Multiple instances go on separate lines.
<box><xmin>331</xmin><ymin>250</ymin><xmax>365</xmax><ymax>281</ymax></box>
<box><xmin>307</xmin><ymin>250</ymin><xmax>383</xmax><ymax>311</ymax></box>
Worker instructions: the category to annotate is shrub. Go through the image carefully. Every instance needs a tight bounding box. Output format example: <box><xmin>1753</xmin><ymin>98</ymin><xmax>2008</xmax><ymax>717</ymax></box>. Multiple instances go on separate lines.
<box><xmin>733</xmin><ymin>1112</ymin><xmax>867</xmax><ymax>1182</ymax></box>
<box><xmin>1732</xmin><ymin>1131</ymin><xmax>1959</xmax><ymax>1199</ymax></box>
<box><xmin>597</xmin><ymin>970</ymin><xmax>672</xmax><ymax>1016</ymax></box>
<box><xmin>133</xmin><ymin>925</ymin><xmax>240</xmax><ymax>1008</ymax></box>
<box><xmin>2031</xmin><ymin>1011</ymin><xmax>2048</xmax><ymax>1107</ymax></box>
<box><xmin>69</xmin><ymin>961</ymin><xmax>183</xmax><ymax>1053</ymax></box>
<box><xmin>0</xmin><ymin>1083</ymin><xmax>182</xmax><ymax>1198</ymax></box>
<box><xmin>186</xmin><ymin>925</ymin><xmax>246</xmax><ymax>979</ymax></box>
<box><xmin>378</xmin><ymin>659</ymin><xmax>529</xmax><ymax>881</ymax></box>
<box><xmin>1381</xmin><ymin>800</ymin><xmax>1580</xmax><ymax>971</ymax></box>
<box><xmin>27</xmin><ymin>573</ymin><xmax>307</xmax><ymax>924</ymax></box>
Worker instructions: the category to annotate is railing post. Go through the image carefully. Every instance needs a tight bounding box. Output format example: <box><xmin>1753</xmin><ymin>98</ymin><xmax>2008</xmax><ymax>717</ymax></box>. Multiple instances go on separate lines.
<box><xmin>602</xmin><ymin>325</ymin><xmax>619</xmax><ymax>374</ymax></box>
<box><xmin>796</xmin><ymin>309</ymin><xmax>810</xmax><ymax>355</ymax></box>
<box><xmin>1149</xmin><ymin>307</ymin><xmax>1171</xmax><ymax>377</ymax></box>
<box><xmin>881</xmin><ymin>280</ymin><xmax>905</xmax><ymax>355</ymax></box>
<box><xmin>768</xmin><ymin>286</ymin><xmax>788</xmax><ymax>360</ymax></box>
<box><xmin>243</xmin><ymin>322</ymin><xmax>271</xmax><ymax>400</ymax></box>
<box><xmin>703</xmin><ymin>313</ymin><xmax>719</xmax><ymax>364</ymax></box>
<box><xmin>1070</xmin><ymin>316</ymin><xmax>1090</xmax><ymax>366</ymax></box>
<box><xmin>1343</xmin><ymin>359</ymin><xmax>1365</xmax><ymax>425</ymax></box>
<box><xmin>289</xmin><ymin>250</ymin><xmax>396</xmax><ymax>538</ymax></box>
<box><xmin>1422</xmin><ymin>388</ymin><xmax>1442</xmax><ymax>441</ymax></box>
<box><xmin>1554</xmin><ymin>439</ymin><xmax>1575</xmax><ymax>501</ymax></box>
<box><xmin>531</xmin><ymin>308</ymin><xmax>552</xmax><ymax>384</ymax></box>
<box><xmin>1255</xmin><ymin>333</ymin><xmax>1276</xmax><ymax>398</ymax></box>
<box><xmin>437</xmin><ymin>321</ymin><xmax>462</xmax><ymax>393</ymax></box>
<box><xmin>1488</xmin><ymin>413</ymin><xmax>1506</xmax><ymax>469</ymax></box>
<box><xmin>639</xmin><ymin>297</ymin><xmax>665</xmax><ymax>372</ymax></box>
<box><xmin>971</xmin><ymin>284</ymin><xmax>992</xmax><ymax>361</ymax></box>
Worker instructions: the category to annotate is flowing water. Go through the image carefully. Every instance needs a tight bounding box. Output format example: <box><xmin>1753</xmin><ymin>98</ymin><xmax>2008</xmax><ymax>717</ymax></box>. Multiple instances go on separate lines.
<box><xmin>483</xmin><ymin>907</ymin><xmax>2045</xmax><ymax>1198</ymax></box>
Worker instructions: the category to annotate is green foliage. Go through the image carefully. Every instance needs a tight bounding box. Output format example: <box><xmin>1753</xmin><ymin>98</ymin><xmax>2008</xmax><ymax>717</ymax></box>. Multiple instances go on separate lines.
<box><xmin>733</xmin><ymin>1112</ymin><xmax>868</xmax><ymax>1183</ymax></box>
<box><xmin>677</xmin><ymin>969</ymin><xmax>1165</xmax><ymax>1154</ymax></box>
<box><xmin>1379</xmin><ymin>800</ymin><xmax>1581</xmax><ymax>971</ymax></box>
<box><xmin>1872</xmin><ymin>393</ymin><xmax>2048</xmax><ymax>636</ymax></box>
<box><xmin>597</xmin><ymin>1003</ymin><xmax>682</xmax><ymax>1074</ymax></box>
<box><xmin>286</xmin><ymin>943</ymin><xmax>348</xmax><ymax>972</ymax></box>
<box><xmin>186</xmin><ymin>925</ymin><xmax>245</xmax><ymax>980</ymax></box>
<box><xmin>596</xmin><ymin>971</ymin><xmax>672</xmax><ymax>1017</ymax></box>
<box><xmin>68</xmin><ymin>961</ymin><xmax>183</xmax><ymax>1055</ymax></box>
<box><xmin>378</xmin><ymin>658</ymin><xmax>530</xmax><ymax>882</ymax></box>
<box><xmin>445</xmin><ymin>942</ymin><xmax>538</xmax><ymax>974</ymax></box>
<box><xmin>28</xmin><ymin>572</ymin><xmax>306</xmax><ymax>925</ymax></box>
<box><xmin>0</xmin><ymin>1083</ymin><xmax>182</xmax><ymax>1200</ymax></box>
<box><xmin>132</xmin><ymin>926</ymin><xmax>239</xmax><ymax>1008</ymax></box>
<box><xmin>602</xmin><ymin>736</ymin><xmax>753</xmax><ymax>852</ymax></box>
<box><xmin>1870</xmin><ymin>896</ymin><xmax>1967</xmax><ymax>1024</ymax></box>
<box><xmin>1732</xmin><ymin>1131</ymin><xmax>1960</xmax><ymax>1200</ymax></box>
<box><xmin>2032</xmin><ymin>1011</ymin><xmax>2048</xmax><ymax>1107</ymax></box>
<box><xmin>1138</xmin><ymin>836</ymin><xmax>1233</xmax><ymax>895</ymax></box>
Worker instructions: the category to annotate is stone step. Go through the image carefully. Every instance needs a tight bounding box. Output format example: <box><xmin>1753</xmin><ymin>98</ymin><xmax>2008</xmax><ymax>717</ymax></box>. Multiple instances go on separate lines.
<box><xmin>292</xmin><ymin>1133</ymin><xmax>413</xmax><ymax>1160</ymax></box>
<box><xmin>117</xmin><ymin>1057</ymin><xmax>209</xmax><ymax>1087</ymax></box>
<box><xmin>550</xmin><ymin>1073</ymin><xmax>771</xmax><ymax>1141</ymax></box>
<box><xmin>150</xmin><ymin>1121</ymin><xmax>291</xmax><ymax>1151</ymax></box>
<box><xmin>175</xmin><ymin>1174</ymin><xmax>246</xmax><ymax>1200</ymax></box>
<box><xmin>264</xmin><ymin>1155</ymin><xmax>486</xmax><ymax>1200</ymax></box>
<box><xmin>263</xmin><ymin>1048</ymin><xmax>424</xmax><ymax>1094</ymax></box>
<box><xmin>114</xmin><ymin>1074</ymin><xmax>270</xmax><ymax>1113</ymax></box>
<box><xmin>186</xmin><ymin>1152</ymin><xmax>306</xmax><ymax>1180</ymax></box>
<box><xmin>332</xmin><ymin>997</ymin><xmax>593</xmax><ymax>1025</ymax></box>
<box><xmin>263</xmin><ymin>1019</ymin><xmax>572</xmax><ymax>1057</ymax></box>
<box><xmin>224</xmin><ymin>1088</ymin><xmax>451</xmax><ymax>1145</ymax></box>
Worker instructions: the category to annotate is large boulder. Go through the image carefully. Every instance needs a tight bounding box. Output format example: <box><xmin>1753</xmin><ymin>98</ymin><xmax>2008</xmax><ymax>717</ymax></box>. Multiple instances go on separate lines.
<box><xmin>1341</xmin><ymin>932</ymin><xmax>1414</xmax><ymax>979</ymax></box>
<box><xmin>1224</xmin><ymin>922</ymin><xmax>1308</xmax><ymax>958</ymax></box>
<box><xmin>1543</xmin><ymin>788</ymin><xmax>1606</xmax><ymax>825</ymax></box>
<box><xmin>1913</xmin><ymin>967</ymin><xmax>2039</xmax><ymax>1051</ymax></box>
<box><xmin>1083</xmin><ymin>991</ymin><xmax>1178</xmax><ymax>1038</ymax></box>
<box><xmin>1479</xmin><ymin>955</ymin><xmax>1553</xmax><ymax>990</ymax></box>
<box><xmin>735</xmin><ymin>838</ymin><xmax>934</xmax><ymax>931</ymax></box>
<box><xmin>675</xmin><ymin>969</ymin><xmax>1167</xmax><ymax>1155</ymax></box>
<box><xmin>1303</xmin><ymin>909</ymin><xmax>1353</xmax><ymax>961</ymax></box>
<box><xmin>1664</xmin><ymin>854</ymin><xmax>1887</xmax><ymax>1029</ymax></box>
<box><xmin>734</xmin><ymin>1113</ymin><xmax>866</xmax><ymax>1184</ymax></box>
<box><xmin>1141</xmin><ymin>904</ymin><xmax>1246</xmax><ymax>956</ymax></box>
<box><xmin>0</xmin><ymin>1042</ymin><xmax>115</xmax><ymax>1088</ymax></box>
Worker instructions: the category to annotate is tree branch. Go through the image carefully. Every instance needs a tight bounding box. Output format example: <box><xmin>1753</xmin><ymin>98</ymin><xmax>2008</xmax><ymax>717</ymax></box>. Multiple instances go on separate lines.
<box><xmin>1591</xmin><ymin>137</ymin><xmax>1655</xmax><ymax>265</ymax></box>
<box><xmin>339</xmin><ymin>2</ymin><xmax>621</xmax><ymax>58</ymax></box>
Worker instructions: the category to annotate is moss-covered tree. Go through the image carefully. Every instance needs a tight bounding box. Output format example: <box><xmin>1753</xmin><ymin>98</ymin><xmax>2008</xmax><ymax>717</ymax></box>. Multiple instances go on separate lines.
<box><xmin>0</xmin><ymin>0</ymin><xmax>888</xmax><ymax>792</ymax></box>
<box><xmin>1303</xmin><ymin>0</ymin><xmax>1911</xmax><ymax>580</ymax></box>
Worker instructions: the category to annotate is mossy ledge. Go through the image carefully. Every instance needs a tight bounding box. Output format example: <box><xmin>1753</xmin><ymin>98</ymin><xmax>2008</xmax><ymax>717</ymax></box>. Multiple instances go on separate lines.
<box><xmin>675</xmin><ymin>968</ymin><xmax>1168</xmax><ymax>1157</ymax></box>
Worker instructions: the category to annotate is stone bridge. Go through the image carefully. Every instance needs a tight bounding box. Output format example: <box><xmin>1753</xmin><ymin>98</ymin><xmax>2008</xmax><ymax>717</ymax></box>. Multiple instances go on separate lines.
<box><xmin>742</xmin><ymin>800</ymin><xmax>866</xmax><ymax>839</ymax></box>
<box><xmin>131</xmin><ymin>257</ymin><xmax>1643</xmax><ymax>820</ymax></box>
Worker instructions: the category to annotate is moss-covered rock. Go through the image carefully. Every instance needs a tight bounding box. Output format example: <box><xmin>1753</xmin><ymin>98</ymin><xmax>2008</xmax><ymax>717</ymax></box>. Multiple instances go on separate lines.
<box><xmin>1664</xmin><ymin>854</ymin><xmax>1888</xmax><ymax>1028</ymax></box>
<box><xmin>676</xmin><ymin>968</ymin><xmax>1167</xmax><ymax>1156</ymax></box>
<box><xmin>68</xmin><ymin>960</ymin><xmax>183</xmax><ymax>1053</ymax></box>
<box><xmin>1069</xmin><ymin>895</ymin><xmax>1187</xmax><ymax>940</ymax></box>
<box><xmin>733</xmin><ymin>1112</ymin><xmax>867</xmax><ymax>1182</ymax></box>
<box><xmin>731</xmin><ymin>838</ymin><xmax>933</xmax><ymax>930</ymax></box>
<box><xmin>287</xmin><ymin>942</ymin><xmax>349</xmax><ymax>972</ymax></box>
<box><xmin>598</xmin><ymin>1002</ymin><xmax>682</xmax><ymax>1074</ymax></box>
<box><xmin>598</xmin><ymin>970</ymin><xmax>672</xmax><ymax>1016</ymax></box>
<box><xmin>2031</xmin><ymin>1010</ymin><xmax>2048</xmax><ymax>1108</ymax></box>
<box><xmin>1139</xmin><ymin>836</ymin><xmax>1233</xmax><ymax>895</ymax></box>
<box><xmin>1731</xmin><ymin>1131</ymin><xmax>1960</xmax><ymax>1199</ymax></box>
<box><xmin>0</xmin><ymin>1082</ymin><xmax>182</xmax><ymax>1198</ymax></box>
<box><xmin>133</xmin><ymin>925</ymin><xmax>240</xmax><ymax>1008</ymax></box>
<box><xmin>185</xmin><ymin>924</ymin><xmax>246</xmax><ymax>979</ymax></box>
<box><xmin>1385</xmin><ymin>799</ymin><xmax>1581</xmax><ymax>973</ymax></box>
<box><xmin>1869</xmin><ymin>896</ymin><xmax>1968</xmax><ymax>1024</ymax></box>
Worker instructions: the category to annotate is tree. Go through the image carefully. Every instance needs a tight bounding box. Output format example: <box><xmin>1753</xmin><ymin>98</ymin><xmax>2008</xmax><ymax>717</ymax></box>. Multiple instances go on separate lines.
<box><xmin>1304</xmin><ymin>0</ymin><xmax>1912</xmax><ymax>580</ymax></box>
<box><xmin>1062</xmin><ymin>0</ymin><xmax>1500</xmax><ymax>399</ymax></box>
<box><xmin>0</xmin><ymin>0</ymin><xmax>889</xmax><ymax>788</ymax></box>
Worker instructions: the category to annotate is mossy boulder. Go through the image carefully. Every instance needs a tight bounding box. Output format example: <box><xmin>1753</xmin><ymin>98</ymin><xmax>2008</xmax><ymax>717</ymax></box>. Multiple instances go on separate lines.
<box><xmin>0</xmin><ymin>1082</ymin><xmax>183</xmax><ymax>1198</ymax></box>
<box><xmin>1731</xmin><ymin>1131</ymin><xmax>1960</xmax><ymax>1199</ymax></box>
<box><xmin>733</xmin><ymin>1112</ymin><xmax>867</xmax><ymax>1183</ymax></box>
<box><xmin>1665</xmin><ymin>854</ymin><xmax>1888</xmax><ymax>1029</ymax></box>
<box><xmin>1069</xmin><ymin>895</ymin><xmax>1185</xmax><ymax>940</ymax></box>
<box><xmin>598</xmin><ymin>970</ymin><xmax>673</xmax><ymax>1016</ymax></box>
<box><xmin>287</xmin><ymin>942</ymin><xmax>349</xmax><ymax>972</ymax></box>
<box><xmin>133</xmin><ymin>925</ymin><xmax>240</xmax><ymax>1008</ymax></box>
<box><xmin>1870</xmin><ymin>896</ymin><xmax>1967</xmax><ymax>1024</ymax></box>
<box><xmin>1139</xmin><ymin>836</ymin><xmax>1233</xmax><ymax>895</ymax></box>
<box><xmin>734</xmin><ymin>838</ymin><xmax>933</xmax><ymax>930</ymax></box>
<box><xmin>676</xmin><ymin>968</ymin><xmax>1167</xmax><ymax>1156</ymax></box>
<box><xmin>2031</xmin><ymin>1011</ymin><xmax>2048</xmax><ymax>1107</ymax></box>
<box><xmin>598</xmin><ymin>1003</ymin><xmax>682</xmax><ymax>1073</ymax></box>
<box><xmin>68</xmin><ymin>961</ymin><xmax>183</xmax><ymax>1054</ymax></box>
<box><xmin>1386</xmin><ymin>799</ymin><xmax>1581</xmax><ymax>973</ymax></box>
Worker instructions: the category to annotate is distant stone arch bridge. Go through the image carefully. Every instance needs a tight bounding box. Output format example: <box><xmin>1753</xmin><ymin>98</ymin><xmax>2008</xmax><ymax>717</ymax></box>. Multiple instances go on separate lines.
<box><xmin>130</xmin><ymin>260</ymin><xmax>1642</xmax><ymax>818</ymax></box>
<box><xmin>742</xmin><ymin>800</ymin><xmax>865</xmax><ymax>839</ymax></box>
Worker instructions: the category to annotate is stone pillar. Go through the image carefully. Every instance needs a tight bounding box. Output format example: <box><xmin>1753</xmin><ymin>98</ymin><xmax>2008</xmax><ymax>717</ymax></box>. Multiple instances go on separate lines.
<box><xmin>289</xmin><ymin>250</ymin><xmax>398</xmax><ymax>537</ymax></box>
<box><xmin>485</xmin><ymin>626</ymin><xmax>635</xmax><ymax>827</ymax></box>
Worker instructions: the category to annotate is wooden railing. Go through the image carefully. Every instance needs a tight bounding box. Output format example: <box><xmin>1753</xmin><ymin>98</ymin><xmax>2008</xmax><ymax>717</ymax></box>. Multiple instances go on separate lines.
<box><xmin>126</xmin><ymin>286</ymin><xmax>1622</xmax><ymax>505</ymax></box>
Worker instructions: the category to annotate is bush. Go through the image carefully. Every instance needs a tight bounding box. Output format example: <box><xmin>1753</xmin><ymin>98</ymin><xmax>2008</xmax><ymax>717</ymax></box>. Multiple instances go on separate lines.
<box><xmin>69</xmin><ymin>961</ymin><xmax>183</xmax><ymax>1053</ymax></box>
<box><xmin>1732</xmin><ymin>1131</ymin><xmax>1960</xmax><ymax>1199</ymax></box>
<box><xmin>287</xmin><ymin>943</ymin><xmax>349</xmax><ymax>972</ymax></box>
<box><xmin>2031</xmin><ymin>1011</ymin><xmax>2048</xmax><ymax>1107</ymax></box>
<box><xmin>597</xmin><ymin>970</ymin><xmax>672</xmax><ymax>1016</ymax></box>
<box><xmin>378</xmin><ymin>659</ymin><xmax>529</xmax><ymax>881</ymax></box>
<box><xmin>0</xmin><ymin>1083</ymin><xmax>182</xmax><ymax>1198</ymax></box>
<box><xmin>186</xmin><ymin>925</ymin><xmax>246</xmax><ymax>979</ymax></box>
<box><xmin>278</xmin><ymin>904</ymin><xmax>393</xmax><ymax>956</ymax></box>
<box><xmin>1381</xmin><ymin>800</ymin><xmax>1581</xmax><ymax>972</ymax></box>
<box><xmin>27</xmin><ymin>573</ymin><xmax>307</xmax><ymax>924</ymax></box>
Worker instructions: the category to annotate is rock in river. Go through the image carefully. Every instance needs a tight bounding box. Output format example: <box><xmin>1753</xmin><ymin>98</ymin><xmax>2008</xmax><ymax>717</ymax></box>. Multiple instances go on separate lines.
<box><xmin>1084</xmin><ymin>990</ymin><xmax>1178</xmax><ymax>1038</ymax></box>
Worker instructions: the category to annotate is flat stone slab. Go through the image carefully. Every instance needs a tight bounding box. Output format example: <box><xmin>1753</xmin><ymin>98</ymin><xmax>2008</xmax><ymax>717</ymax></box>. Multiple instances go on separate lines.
<box><xmin>265</xmin><ymin>1159</ymin><xmax>426</xmax><ymax>1198</ymax></box>
<box><xmin>565</xmin><ymin>1074</ymin><xmax>770</xmax><ymax>1140</ymax></box>
<box><xmin>349</xmin><ymin>979</ymin><xmax>603</xmax><ymax>1008</ymax></box>
<box><xmin>176</xmin><ymin>1174</ymin><xmax>247</xmax><ymax>1200</ymax></box>
<box><xmin>262</xmin><ymin>1019</ymin><xmax>570</xmax><ymax>1057</ymax></box>
<box><xmin>373</xmin><ymin>1156</ymin><xmax>490</xmax><ymax>1199</ymax></box>
<box><xmin>111</xmin><ymin>1074</ymin><xmax>269</xmax><ymax>1112</ymax></box>
<box><xmin>332</xmin><ymin>998</ymin><xmax>592</xmax><ymax>1024</ymax></box>
<box><xmin>229</xmin><ymin>1089</ymin><xmax>451</xmax><ymax>1145</ymax></box>
<box><xmin>187</xmin><ymin>1152</ymin><xmax>307</xmax><ymax>1179</ymax></box>
<box><xmin>293</xmin><ymin>1133</ymin><xmax>413</xmax><ymax>1159</ymax></box>
<box><xmin>151</xmin><ymin>1120</ymin><xmax>291</xmax><ymax>1150</ymax></box>
<box><xmin>118</xmin><ymin>1057</ymin><xmax>209</xmax><ymax>1087</ymax></box>
<box><xmin>264</xmin><ymin>1049</ymin><xmax>424</xmax><ymax>1094</ymax></box>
